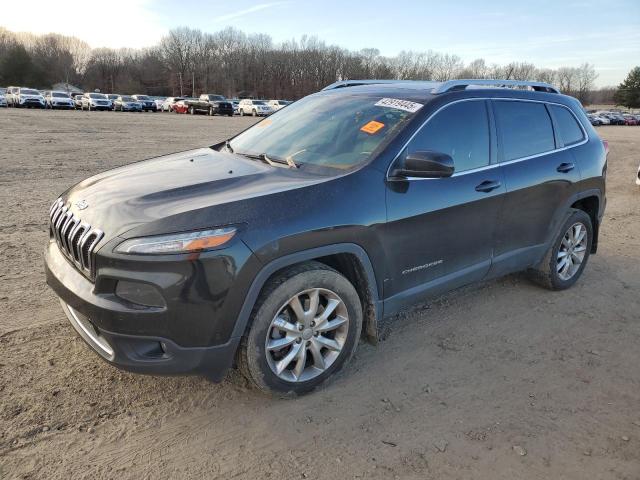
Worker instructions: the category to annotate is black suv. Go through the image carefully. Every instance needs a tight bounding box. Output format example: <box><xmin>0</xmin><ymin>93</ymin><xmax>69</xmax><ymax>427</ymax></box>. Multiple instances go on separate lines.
<box><xmin>45</xmin><ymin>79</ymin><xmax>607</xmax><ymax>396</ymax></box>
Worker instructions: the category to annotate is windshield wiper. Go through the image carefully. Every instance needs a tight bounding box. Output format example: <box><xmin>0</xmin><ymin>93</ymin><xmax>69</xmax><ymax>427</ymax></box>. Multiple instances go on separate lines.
<box><xmin>264</xmin><ymin>153</ymin><xmax>298</xmax><ymax>169</ymax></box>
<box><xmin>235</xmin><ymin>151</ymin><xmax>297</xmax><ymax>169</ymax></box>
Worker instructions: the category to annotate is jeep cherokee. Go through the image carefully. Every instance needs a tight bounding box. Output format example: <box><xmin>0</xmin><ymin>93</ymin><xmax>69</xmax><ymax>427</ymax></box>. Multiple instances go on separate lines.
<box><xmin>45</xmin><ymin>79</ymin><xmax>607</xmax><ymax>396</ymax></box>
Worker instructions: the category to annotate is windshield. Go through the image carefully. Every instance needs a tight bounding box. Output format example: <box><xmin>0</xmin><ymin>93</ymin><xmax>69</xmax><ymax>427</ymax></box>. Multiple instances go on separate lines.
<box><xmin>121</xmin><ymin>96</ymin><xmax>134</xmax><ymax>102</ymax></box>
<box><xmin>107</xmin><ymin>94</ymin><xmax>118</xmax><ymax>99</ymax></box>
<box><xmin>229</xmin><ymin>93</ymin><xmax>418</xmax><ymax>170</ymax></box>
<box><xmin>253</xmin><ymin>100</ymin><xmax>267</xmax><ymax>105</ymax></box>
<box><xmin>53</xmin><ymin>92</ymin><xmax>69</xmax><ymax>98</ymax></box>
<box><xmin>89</xmin><ymin>93</ymin><xmax>106</xmax><ymax>99</ymax></box>
<box><xmin>21</xmin><ymin>89</ymin><xmax>40</xmax><ymax>95</ymax></box>
<box><xmin>208</xmin><ymin>95</ymin><xmax>225</xmax><ymax>100</ymax></box>
<box><xmin>136</xmin><ymin>95</ymin><xmax>150</xmax><ymax>100</ymax></box>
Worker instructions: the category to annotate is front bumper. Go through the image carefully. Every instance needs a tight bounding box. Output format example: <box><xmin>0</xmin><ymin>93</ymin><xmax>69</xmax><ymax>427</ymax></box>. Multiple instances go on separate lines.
<box><xmin>58</xmin><ymin>300</ymin><xmax>239</xmax><ymax>380</ymax></box>
<box><xmin>19</xmin><ymin>99</ymin><xmax>44</xmax><ymax>107</ymax></box>
<box><xmin>45</xmin><ymin>239</ymin><xmax>254</xmax><ymax>380</ymax></box>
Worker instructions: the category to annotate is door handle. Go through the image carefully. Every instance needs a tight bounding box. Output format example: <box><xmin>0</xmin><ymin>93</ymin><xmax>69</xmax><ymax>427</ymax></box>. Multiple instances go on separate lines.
<box><xmin>475</xmin><ymin>180</ymin><xmax>502</xmax><ymax>193</ymax></box>
<box><xmin>557</xmin><ymin>162</ymin><xmax>575</xmax><ymax>173</ymax></box>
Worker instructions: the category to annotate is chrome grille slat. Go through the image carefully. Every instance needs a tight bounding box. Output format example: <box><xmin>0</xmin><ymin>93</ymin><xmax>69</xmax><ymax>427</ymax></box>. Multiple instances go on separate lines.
<box><xmin>49</xmin><ymin>198</ymin><xmax>104</xmax><ymax>280</ymax></box>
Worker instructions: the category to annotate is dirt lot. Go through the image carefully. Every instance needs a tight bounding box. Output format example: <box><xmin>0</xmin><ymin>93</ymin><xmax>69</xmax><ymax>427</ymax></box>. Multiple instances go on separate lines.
<box><xmin>0</xmin><ymin>109</ymin><xmax>638</xmax><ymax>480</ymax></box>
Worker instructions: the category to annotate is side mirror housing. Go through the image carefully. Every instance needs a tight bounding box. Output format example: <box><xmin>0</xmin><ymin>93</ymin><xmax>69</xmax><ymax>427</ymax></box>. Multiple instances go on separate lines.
<box><xmin>390</xmin><ymin>150</ymin><xmax>455</xmax><ymax>179</ymax></box>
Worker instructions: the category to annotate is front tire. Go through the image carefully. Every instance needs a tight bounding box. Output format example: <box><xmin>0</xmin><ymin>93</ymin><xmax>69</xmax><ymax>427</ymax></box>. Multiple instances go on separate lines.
<box><xmin>529</xmin><ymin>209</ymin><xmax>592</xmax><ymax>290</ymax></box>
<box><xmin>238</xmin><ymin>262</ymin><xmax>363</xmax><ymax>397</ymax></box>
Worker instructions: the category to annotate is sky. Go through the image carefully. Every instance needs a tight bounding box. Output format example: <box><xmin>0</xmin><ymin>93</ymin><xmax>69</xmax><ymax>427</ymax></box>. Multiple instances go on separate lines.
<box><xmin>2</xmin><ymin>0</ymin><xmax>639</xmax><ymax>87</ymax></box>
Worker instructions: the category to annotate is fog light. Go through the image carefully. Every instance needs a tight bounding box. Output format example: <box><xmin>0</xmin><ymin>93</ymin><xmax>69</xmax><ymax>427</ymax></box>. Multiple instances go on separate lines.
<box><xmin>115</xmin><ymin>281</ymin><xmax>165</xmax><ymax>308</ymax></box>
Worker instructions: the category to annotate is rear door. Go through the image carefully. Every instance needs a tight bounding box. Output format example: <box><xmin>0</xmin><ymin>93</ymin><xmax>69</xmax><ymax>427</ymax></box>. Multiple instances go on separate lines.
<box><xmin>382</xmin><ymin>99</ymin><xmax>505</xmax><ymax>310</ymax></box>
<box><xmin>491</xmin><ymin>100</ymin><xmax>583</xmax><ymax>271</ymax></box>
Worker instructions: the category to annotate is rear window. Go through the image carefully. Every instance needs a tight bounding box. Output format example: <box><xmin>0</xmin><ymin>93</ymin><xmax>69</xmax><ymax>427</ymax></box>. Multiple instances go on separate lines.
<box><xmin>550</xmin><ymin>105</ymin><xmax>584</xmax><ymax>146</ymax></box>
<box><xmin>494</xmin><ymin>101</ymin><xmax>555</xmax><ymax>161</ymax></box>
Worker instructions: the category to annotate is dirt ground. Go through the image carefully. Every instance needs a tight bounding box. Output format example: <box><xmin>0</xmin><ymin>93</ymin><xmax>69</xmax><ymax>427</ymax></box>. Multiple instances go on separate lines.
<box><xmin>0</xmin><ymin>109</ymin><xmax>638</xmax><ymax>480</ymax></box>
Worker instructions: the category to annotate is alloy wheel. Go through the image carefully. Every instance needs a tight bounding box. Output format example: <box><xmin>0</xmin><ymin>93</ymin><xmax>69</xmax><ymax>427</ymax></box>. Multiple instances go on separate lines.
<box><xmin>265</xmin><ymin>288</ymin><xmax>349</xmax><ymax>383</ymax></box>
<box><xmin>557</xmin><ymin>222</ymin><xmax>587</xmax><ymax>281</ymax></box>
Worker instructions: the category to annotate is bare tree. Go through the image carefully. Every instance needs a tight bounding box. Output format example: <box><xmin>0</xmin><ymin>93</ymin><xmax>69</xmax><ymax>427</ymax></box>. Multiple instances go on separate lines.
<box><xmin>0</xmin><ymin>26</ymin><xmax>607</xmax><ymax>104</ymax></box>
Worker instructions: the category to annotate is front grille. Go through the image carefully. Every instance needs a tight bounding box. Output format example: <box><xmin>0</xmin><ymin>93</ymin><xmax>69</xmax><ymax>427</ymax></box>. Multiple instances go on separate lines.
<box><xmin>49</xmin><ymin>198</ymin><xmax>104</xmax><ymax>280</ymax></box>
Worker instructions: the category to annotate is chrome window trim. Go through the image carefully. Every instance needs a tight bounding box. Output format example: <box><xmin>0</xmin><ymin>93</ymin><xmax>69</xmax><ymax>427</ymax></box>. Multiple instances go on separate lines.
<box><xmin>387</xmin><ymin>97</ymin><xmax>589</xmax><ymax>181</ymax></box>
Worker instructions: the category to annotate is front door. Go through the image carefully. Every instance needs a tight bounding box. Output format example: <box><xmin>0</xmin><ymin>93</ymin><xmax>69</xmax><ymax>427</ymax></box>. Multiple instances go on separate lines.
<box><xmin>381</xmin><ymin>99</ymin><xmax>505</xmax><ymax>313</ymax></box>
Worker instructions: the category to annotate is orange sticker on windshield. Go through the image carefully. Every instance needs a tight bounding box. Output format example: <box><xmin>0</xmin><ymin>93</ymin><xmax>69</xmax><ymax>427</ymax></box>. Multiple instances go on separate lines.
<box><xmin>360</xmin><ymin>120</ymin><xmax>385</xmax><ymax>135</ymax></box>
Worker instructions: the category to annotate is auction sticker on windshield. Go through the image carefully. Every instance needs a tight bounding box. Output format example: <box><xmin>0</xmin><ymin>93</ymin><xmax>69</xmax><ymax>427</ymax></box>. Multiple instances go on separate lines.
<box><xmin>360</xmin><ymin>120</ymin><xmax>385</xmax><ymax>135</ymax></box>
<box><xmin>375</xmin><ymin>98</ymin><xmax>423</xmax><ymax>113</ymax></box>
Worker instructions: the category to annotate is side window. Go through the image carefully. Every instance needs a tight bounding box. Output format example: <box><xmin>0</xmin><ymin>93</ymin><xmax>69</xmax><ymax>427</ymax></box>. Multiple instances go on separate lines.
<box><xmin>550</xmin><ymin>105</ymin><xmax>585</xmax><ymax>146</ymax></box>
<box><xmin>494</xmin><ymin>101</ymin><xmax>555</xmax><ymax>161</ymax></box>
<box><xmin>408</xmin><ymin>100</ymin><xmax>490</xmax><ymax>173</ymax></box>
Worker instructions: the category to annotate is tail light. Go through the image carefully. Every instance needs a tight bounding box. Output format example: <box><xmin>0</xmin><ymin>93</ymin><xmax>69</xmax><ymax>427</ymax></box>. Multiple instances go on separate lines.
<box><xmin>602</xmin><ymin>140</ymin><xmax>609</xmax><ymax>156</ymax></box>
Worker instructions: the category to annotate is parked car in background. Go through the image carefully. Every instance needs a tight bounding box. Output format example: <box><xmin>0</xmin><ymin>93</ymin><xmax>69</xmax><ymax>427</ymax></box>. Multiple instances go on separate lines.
<box><xmin>5</xmin><ymin>86</ymin><xmax>18</xmax><ymax>106</ymax></box>
<box><xmin>113</xmin><ymin>95</ymin><xmax>143</xmax><ymax>112</ymax></box>
<box><xmin>600</xmin><ymin>113</ymin><xmax>625</xmax><ymax>125</ymax></box>
<box><xmin>12</xmin><ymin>87</ymin><xmax>45</xmax><ymax>108</ymax></box>
<box><xmin>172</xmin><ymin>98</ymin><xmax>195</xmax><ymax>114</ymax></box>
<box><xmin>44</xmin><ymin>91</ymin><xmax>75</xmax><ymax>109</ymax></box>
<box><xmin>105</xmin><ymin>94</ymin><xmax>119</xmax><ymax>109</ymax></box>
<box><xmin>73</xmin><ymin>94</ymin><xmax>84</xmax><ymax>110</ymax></box>
<box><xmin>81</xmin><ymin>93</ymin><xmax>111</xmax><ymax>111</ymax></box>
<box><xmin>189</xmin><ymin>94</ymin><xmax>234</xmax><ymax>116</ymax></box>
<box><xmin>152</xmin><ymin>96</ymin><xmax>167</xmax><ymax>110</ymax></box>
<box><xmin>0</xmin><ymin>92</ymin><xmax>7</xmax><ymax>107</ymax></box>
<box><xmin>237</xmin><ymin>99</ymin><xmax>274</xmax><ymax>116</ymax></box>
<box><xmin>587</xmin><ymin>114</ymin><xmax>602</xmax><ymax>126</ymax></box>
<box><xmin>231</xmin><ymin>100</ymin><xmax>240</xmax><ymax>114</ymax></box>
<box><xmin>267</xmin><ymin>99</ymin><xmax>292</xmax><ymax>111</ymax></box>
<box><xmin>161</xmin><ymin>97</ymin><xmax>183</xmax><ymax>112</ymax></box>
<box><xmin>132</xmin><ymin>95</ymin><xmax>157</xmax><ymax>112</ymax></box>
<box><xmin>623</xmin><ymin>114</ymin><xmax>638</xmax><ymax>126</ymax></box>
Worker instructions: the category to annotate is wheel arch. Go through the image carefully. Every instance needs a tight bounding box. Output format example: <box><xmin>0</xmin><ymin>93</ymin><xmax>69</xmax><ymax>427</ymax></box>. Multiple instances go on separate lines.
<box><xmin>570</xmin><ymin>194</ymin><xmax>600</xmax><ymax>253</ymax></box>
<box><xmin>543</xmin><ymin>189</ymin><xmax>603</xmax><ymax>261</ymax></box>
<box><xmin>231</xmin><ymin>244</ymin><xmax>382</xmax><ymax>344</ymax></box>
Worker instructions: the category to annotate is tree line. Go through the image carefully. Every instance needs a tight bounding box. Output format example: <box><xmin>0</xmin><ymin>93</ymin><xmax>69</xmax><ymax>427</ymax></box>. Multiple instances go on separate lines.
<box><xmin>0</xmin><ymin>26</ymin><xmax>621</xmax><ymax>105</ymax></box>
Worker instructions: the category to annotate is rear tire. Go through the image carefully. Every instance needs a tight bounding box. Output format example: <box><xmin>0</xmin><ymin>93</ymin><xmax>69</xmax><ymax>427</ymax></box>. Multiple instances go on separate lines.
<box><xmin>529</xmin><ymin>209</ymin><xmax>592</xmax><ymax>290</ymax></box>
<box><xmin>238</xmin><ymin>262</ymin><xmax>363</xmax><ymax>397</ymax></box>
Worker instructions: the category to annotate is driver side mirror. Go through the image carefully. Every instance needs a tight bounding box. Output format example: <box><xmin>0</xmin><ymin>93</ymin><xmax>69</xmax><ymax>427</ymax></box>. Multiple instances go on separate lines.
<box><xmin>389</xmin><ymin>150</ymin><xmax>455</xmax><ymax>179</ymax></box>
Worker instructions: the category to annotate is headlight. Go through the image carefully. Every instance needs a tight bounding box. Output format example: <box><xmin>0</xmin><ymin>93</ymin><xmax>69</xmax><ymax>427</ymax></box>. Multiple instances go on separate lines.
<box><xmin>114</xmin><ymin>227</ymin><xmax>236</xmax><ymax>255</ymax></box>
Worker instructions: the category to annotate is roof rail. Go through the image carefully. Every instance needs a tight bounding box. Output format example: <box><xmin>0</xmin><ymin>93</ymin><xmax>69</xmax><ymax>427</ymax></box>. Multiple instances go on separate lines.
<box><xmin>322</xmin><ymin>79</ymin><xmax>439</xmax><ymax>91</ymax></box>
<box><xmin>432</xmin><ymin>79</ymin><xmax>560</xmax><ymax>94</ymax></box>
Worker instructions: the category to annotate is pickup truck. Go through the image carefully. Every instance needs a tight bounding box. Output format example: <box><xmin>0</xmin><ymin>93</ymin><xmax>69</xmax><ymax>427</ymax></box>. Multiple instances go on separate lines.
<box><xmin>183</xmin><ymin>94</ymin><xmax>234</xmax><ymax>116</ymax></box>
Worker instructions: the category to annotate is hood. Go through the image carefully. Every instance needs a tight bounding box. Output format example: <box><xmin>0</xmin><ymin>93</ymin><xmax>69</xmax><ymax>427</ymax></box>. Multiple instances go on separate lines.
<box><xmin>60</xmin><ymin>148</ymin><xmax>331</xmax><ymax>241</ymax></box>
